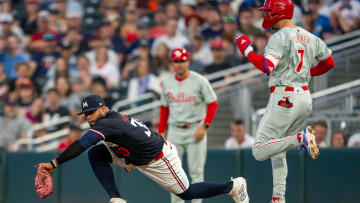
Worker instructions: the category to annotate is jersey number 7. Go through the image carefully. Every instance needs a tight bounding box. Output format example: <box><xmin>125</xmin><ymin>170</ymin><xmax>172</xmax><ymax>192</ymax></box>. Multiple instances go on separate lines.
<box><xmin>130</xmin><ymin>118</ymin><xmax>152</xmax><ymax>137</ymax></box>
<box><xmin>296</xmin><ymin>49</ymin><xmax>304</xmax><ymax>73</ymax></box>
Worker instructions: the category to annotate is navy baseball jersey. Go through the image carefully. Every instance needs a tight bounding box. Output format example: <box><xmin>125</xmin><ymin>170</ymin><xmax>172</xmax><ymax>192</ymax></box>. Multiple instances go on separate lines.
<box><xmin>79</xmin><ymin>111</ymin><xmax>164</xmax><ymax>166</ymax></box>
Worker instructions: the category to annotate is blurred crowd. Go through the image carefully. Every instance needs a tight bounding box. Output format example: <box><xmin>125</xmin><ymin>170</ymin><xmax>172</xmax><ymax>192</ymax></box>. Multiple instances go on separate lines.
<box><xmin>0</xmin><ymin>0</ymin><xmax>359</xmax><ymax>151</ymax></box>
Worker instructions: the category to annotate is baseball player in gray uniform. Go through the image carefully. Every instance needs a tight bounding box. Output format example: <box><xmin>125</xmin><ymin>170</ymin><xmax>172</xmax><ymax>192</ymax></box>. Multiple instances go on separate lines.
<box><xmin>158</xmin><ymin>48</ymin><xmax>219</xmax><ymax>203</ymax></box>
<box><xmin>236</xmin><ymin>0</ymin><xmax>335</xmax><ymax>202</ymax></box>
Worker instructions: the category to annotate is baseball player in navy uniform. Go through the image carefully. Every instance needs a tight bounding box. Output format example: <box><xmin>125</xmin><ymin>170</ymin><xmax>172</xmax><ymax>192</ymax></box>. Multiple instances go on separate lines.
<box><xmin>38</xmin><ymin>95</ymin><xmax>249</xmax><ymax>203</ymax></box>
<box><xmin>158</xmin><ymin>48</ymin><xmax>219</xmax><ymax>203</ymax></box>
<box><xmin>235</xmin><ymin>0</ymin><xmax>335</xmax><ymax>202</ymax></box>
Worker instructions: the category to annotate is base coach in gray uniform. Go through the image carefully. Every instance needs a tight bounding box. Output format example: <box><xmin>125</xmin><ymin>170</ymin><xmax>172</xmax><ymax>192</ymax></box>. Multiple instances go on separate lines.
<box><xmin>158</xmin><ymin>48</ymin><xmax>219</xmax><ymax>203</ymax></box>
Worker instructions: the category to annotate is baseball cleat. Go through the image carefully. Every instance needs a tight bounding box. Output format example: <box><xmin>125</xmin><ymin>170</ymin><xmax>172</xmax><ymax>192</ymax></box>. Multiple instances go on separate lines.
<box><xmin>109</xmin><ymin>197</ymin><xmax>127</xmax><ymax>203</ymax></box>
<box><xmin>301</xmin><ymin>126</ymin><xmax>319</xmax><ymax>159</ymax></box>
<box><xmin>228</xmin><ymin>177</ymin><xmax>249</xmax><ymax>203</ymax></box>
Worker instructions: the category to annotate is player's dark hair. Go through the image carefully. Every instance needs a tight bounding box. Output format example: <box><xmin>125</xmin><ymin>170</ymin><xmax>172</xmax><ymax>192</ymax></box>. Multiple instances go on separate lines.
<box><xmin>232</xmin><ymin>119</ymin><xmax>244</xmax><ymax>125</ymax></box>
<box><xmin>314</xmin><ymin>120</ymin><xmax>327</xmax><ymax>129</ymax></box>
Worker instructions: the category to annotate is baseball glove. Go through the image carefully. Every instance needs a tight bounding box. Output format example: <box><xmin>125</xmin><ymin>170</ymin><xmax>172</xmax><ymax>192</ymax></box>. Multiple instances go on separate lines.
<box><xmin>35</xmin><ymin>165</ymin><xmax>53</xmax><ymax>199</ymax></box>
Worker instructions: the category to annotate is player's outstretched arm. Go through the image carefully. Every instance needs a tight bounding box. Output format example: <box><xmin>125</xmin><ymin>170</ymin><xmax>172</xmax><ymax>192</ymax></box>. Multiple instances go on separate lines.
<box><xmin>40</xmin><ymin>130</ymin><xmax>103</xmax><ymax>172</ymax></box>
<box><xmin>236</xmin><ymin>35</ymin><xmax>275</xmax><ymax>76</ymax></box>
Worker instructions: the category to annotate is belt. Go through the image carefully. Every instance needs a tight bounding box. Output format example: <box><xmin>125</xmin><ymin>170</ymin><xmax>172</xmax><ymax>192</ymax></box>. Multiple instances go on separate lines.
<box><xmin>154</xmin><ymin>141</ymin><xmax>167</xmax><ymax>161</ymax></box>
<box><xmin>270</xmin><ymin>86</ymin><xmax>308</xmax><ymax>94</ymax></box>
<box><xmin>176</xmin><ymin>120</ymin><xmax>202</xmax><ymax>129</ymax></box>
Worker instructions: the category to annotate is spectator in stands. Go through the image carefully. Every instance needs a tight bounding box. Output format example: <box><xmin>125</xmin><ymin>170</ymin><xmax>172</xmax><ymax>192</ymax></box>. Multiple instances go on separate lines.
<box><xmin>201</xmin><ymin>7</ymin><xmax>224</xmax><ymax>41</ymax></box>
<box><xmin>121</xmin><ymin>7</ymin><xmax>139</xmax><ymax>45</ymax></box>
<box><xmin>91</xmin><ymin>76</ymin><xmax>115</xmax><ymax>109</ymax></box>
<box><xmin>17</xmin><ymin>79</ymin><xmax>37</xmax><ymax>116</ymax></box>
<box><xmin>151</xmin><ymin>18</ymin><xmax>189</xmax><ymax>57</ymax></box>
<box><xmin>191</xmin><ymin>35</ymin><xmax>213</xmax><ymax>66</ymax></box>
<box><xmin>253</xmin><ymin>33</ymin><xmax>268</xmax><ymax>55</ymax></box>
<box><xmin>331</xmin><ymin>131</ymin><xmax>346</xmax><ymax>147</ymax></box>
<box><xmin>57</xmin><ymin>124</ymin><xmax>83</xmax><ymax>151</ymax></box>
<box><xmin>330</xmin><ymin>0</ymin><xmax>360</xmax><ymax>34</ymax></box>
<box><xmin>152</xmin><ymin>42</ymin><xmax>171</xmax><ymax>75</ymax></box>
<box><xmin>225</xmin><ymin>119</ymin><xmax>255</xmax><ymax>149</ymax></box>
<box><xmin>237</xmin><ymin>7</ymin><xmax>263</xmax><ymax>36</ymax></box>
<box><xmin>0</xmin><ymin>63</ymin><xmax>8</xmax><ymax>99</ymax></box>
<box><xmin>0</xmin><ymin>98</ymin><xmax>32</xmax><ymax>151</ymax></box>
<box><xmin>178</xmin><ymin>0</ymin><xmax>197</xmax><ymax>36</ymax></box>
<box><xmin>222</xmin><ymin>39</ymin><xmax>245</xmax><ymax>66</ymax></box>
<box><xmin>28</xmin><ymin>10</ymin><xmax>58</xmax><ymax>52</ymax></box>
<box><xmin>55</xmin><ymin>76</ymin><xmax>81</xmax><ymax>113</ymax></box>
<box><xmin>58</xmin><ymin>40</ymin><xmax>78</xmax><ymax>76</ymax></box>
<box><xmin>221</xmin><ymin>15</ymin><xmax>240</xmax><ymax>44</ymax></box>
<box><xmin>166</xmin><ymin>2</ymin><xmax>180</xmax><ymax>19</ymax></box>
<box><xmin>149</xmin><ymin>8</ymin><xmax>168</xmax><ymax>39</ymax></box>
<box><xmin>100</xmin><ymin>20</ymin><xmax>126</xmax><ymax>64</ymax></box>
<box><xmin>19</xmin><ymin>0</ymin><xmax>40</xmax><ymax>35</ymax></box>
<box><xmin>64</xmin><ymin>10</ymin><xmax>89</xmax><ymax>50</ymax></box>
<box><xmin>185</xmin><ymin>13</ymin><xmax>205</xmax><ymax>40</ymax></box>
<box><xmin>0</xmin><ymin>13</ymin><xmax>24</xmax><ymax>46</ymax></box>
<box><xmin>347</xmin><ymin>133</ymin><xmax>360</xmax><ymax>147</ymax></box>
<box><xmin>313</xmin><ymin>121</ymin><xmax>328</xmax><ymax>148</ymax></box>
<box><xmin>7</xmin><ymin>62</ymin><xmax>32</xmax><ymax>97</ymax></box>
<box><xmin>0</xmin><ymin>0</ymin><xmax>11</xmax><ymax>14</ymax></box>
<box><xmin>127</xmin><ymin>59</ymin><xmax>161</xmax><ymax>102</ymax></box>
<box><xmin>219</xmin><ymin>0</ymin><xmax>236</xmax><ymax>17</ymax></box>
<box><xmin>87</xmin><ymin>46</ymin><xmax>120</xmax><ymax>89</ymax></box>
<box><xmin>1</xmin><ymin>34</ymin><xmax>29</xmax><ymax>79</ymax></box>
<box><xmin>71</xmin><ymin>56</ymin><xmax>92</xmax><ymax>93</ymax></box>
<box><xmin>48</xmin><ymin>5</ymin><xmax>66</xmax><ymax>34</ymax></box>
<box><xmin>186</xmin><ymin>44</ymin><xmax>206</xmax><ymax>74</ymax></box>
<box><xmin>308</xmin><ymin>0</ymin><xmax>334</xmax><ymax>39</ymax></box>
<box><xmin>44</xmin><ymin>57</ymin><xmax>69</xmax><ymax>93</ymax></box>
<box><xmin>30</xmin><ymin>33</ymin><xmax>60</xmax><ymax>86</ymax></box>
<box><xmin>129</xmin><ymin>21</ymin><xmax>154</xmax><ymax>56</ymax></box>
<box><xmin>42</xmin><ymin>88</ymin><xmax>69</xmax><ymax>133</ymax></box>
<box><xmin>127</xmin><ymin>39</ymin><xmax>152</xmax><ymax>70</ymax></box>
<box><xmin>25</xmin><ymin>96</ymin><xmax>44</xmax><ymax>124</ymax></box>
<box><xmin>204</xmin><ymin>38</ymin><xmax>233</xmax><ymax>75</ymax></box>
<box><xmin>302</xmin><ymin>10</ymin><xmax>315</xmax><ymax>33</ymax></box>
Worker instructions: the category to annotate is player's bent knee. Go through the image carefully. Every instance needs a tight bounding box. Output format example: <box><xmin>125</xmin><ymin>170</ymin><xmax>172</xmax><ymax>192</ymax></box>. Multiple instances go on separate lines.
<box><xmin>252</xmin><ymin>147</ymin><xmax>267</xmax><ymax>161</ymax></box>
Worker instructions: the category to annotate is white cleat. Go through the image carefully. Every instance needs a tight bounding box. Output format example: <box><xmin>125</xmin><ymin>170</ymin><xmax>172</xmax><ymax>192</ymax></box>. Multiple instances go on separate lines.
<box><xmin>228</xmin><ymin>177</ymin><xmax>249</xmax><ymax>203</ymax></box>
<box><xmin>301</xmin><ymin>126</ymin><xmax>320</xmax><ymax>159</ymax></box>
<box><xmin>109</xmin><ymin>197</ymin><xmax>127</xmax><ymax>203</ymax></box>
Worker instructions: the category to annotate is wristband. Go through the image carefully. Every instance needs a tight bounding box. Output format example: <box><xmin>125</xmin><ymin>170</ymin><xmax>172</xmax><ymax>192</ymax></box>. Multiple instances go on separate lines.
<box><xmin>50</xmin><ymin>159</ymin><xmax>58</xmax><ymax>168</ymax></box>
<box><xmin>244</xmin><ymin>46</ymin><xmax>254</xmax><ymax>58</ymax></box>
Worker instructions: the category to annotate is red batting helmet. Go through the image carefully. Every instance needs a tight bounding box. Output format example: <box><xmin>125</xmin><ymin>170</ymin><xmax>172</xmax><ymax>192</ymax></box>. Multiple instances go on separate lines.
<box><xmin>171</xmin><ymin>48</ymin><xmax>189</xmax><ymax>61</ymax></box>
<box><xmin>258</xmin><ymin>0</ymin><xmax>294</xmax><ymax>29</ymax></box>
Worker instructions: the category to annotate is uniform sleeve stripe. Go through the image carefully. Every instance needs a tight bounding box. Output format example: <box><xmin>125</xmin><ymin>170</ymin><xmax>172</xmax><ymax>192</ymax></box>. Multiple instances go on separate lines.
<box><xmin>265</xmin><ymin>54</ymin><xmax>280</xmax><ymax>68</ymax></box>
<box><xmin>263</xmin><ymin>59</ymin><xmax>270</xmax><ymax>76</ymax></box>
<box><xmin>89</xmin><ymin>129</ymin><xmax>105</xmax><ymax>140</ymax></box>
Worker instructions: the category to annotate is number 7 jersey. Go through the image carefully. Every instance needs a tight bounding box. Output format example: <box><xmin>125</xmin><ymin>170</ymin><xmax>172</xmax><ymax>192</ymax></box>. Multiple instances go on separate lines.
<box><xmin>264</xmin><ymin>26</ymin><xmax>332</xmax><ymax>88</ymax></box>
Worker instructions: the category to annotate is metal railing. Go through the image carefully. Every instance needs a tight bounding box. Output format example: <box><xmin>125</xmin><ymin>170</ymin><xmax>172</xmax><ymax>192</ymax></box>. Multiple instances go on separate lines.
<box><xmin>111</xmin><ymin>92</ymin><xmax>158</xmax><ymax>112</ymax></box>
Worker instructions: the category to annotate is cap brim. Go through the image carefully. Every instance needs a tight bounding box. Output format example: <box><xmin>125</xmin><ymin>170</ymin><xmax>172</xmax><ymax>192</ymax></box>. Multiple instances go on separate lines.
<box><xmin>77</xmin><ymin>107</ymin><xmax>100</xmax><ymax>115</ymax></box>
